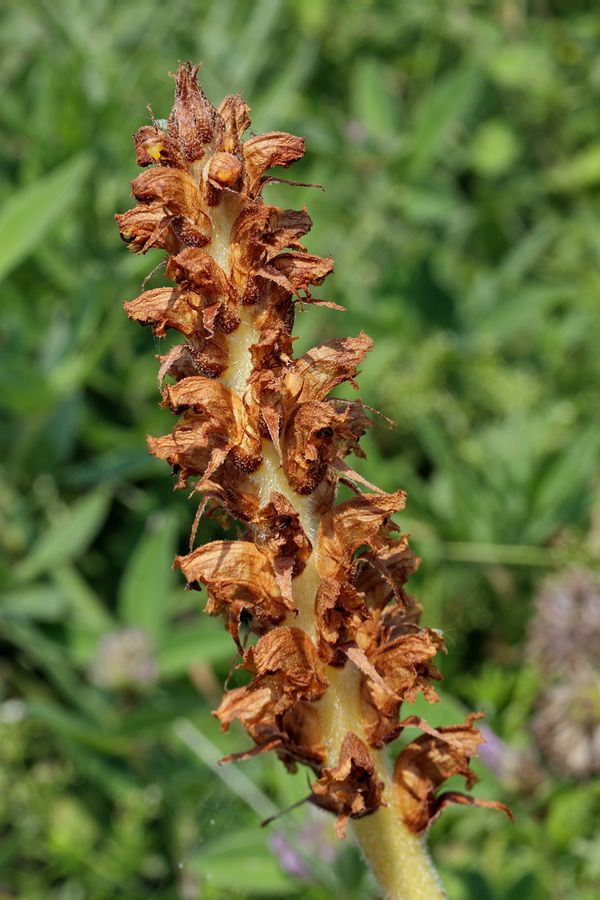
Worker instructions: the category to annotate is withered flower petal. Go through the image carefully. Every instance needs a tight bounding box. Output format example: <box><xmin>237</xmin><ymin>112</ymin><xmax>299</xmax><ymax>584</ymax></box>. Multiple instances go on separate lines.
<box><xmin>393</xmin><ymin>712</ymin><xmax>514</xmax><ymax>834</ymax></box>
<box><xmin>316</xmin><ymin>491</ymin><xmax>407</xmax><ymax>579</ymax></box>
<box><xmin>217</xmin><ymin>94</ymin><xmax>251</xmax><ymax>146</ymax></box>
<box><xmin>131</xmin><ymin>167</ymin><xmax>207</xmax><ymax>225</ymax></box>
<box><xmin>311</xmin><ymin>732</ymin><xmax>385</xmax><ymax>838</ymax></box>
<box><xmin>242</xmin><ymin>131</ymin><xmax>306</xmax><ymax>197</ymax></box>
<box><xmin>175</xmin><ymin>539</ymin><xmax>288</xmax><ymax>628</ymax></box>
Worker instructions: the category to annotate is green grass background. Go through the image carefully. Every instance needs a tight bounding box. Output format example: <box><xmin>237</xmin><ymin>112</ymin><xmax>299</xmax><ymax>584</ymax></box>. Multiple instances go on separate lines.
<box><xmin>1</xmin><ymin>1</ymin><xmax>600</xmax><ymax>897</ymax></box>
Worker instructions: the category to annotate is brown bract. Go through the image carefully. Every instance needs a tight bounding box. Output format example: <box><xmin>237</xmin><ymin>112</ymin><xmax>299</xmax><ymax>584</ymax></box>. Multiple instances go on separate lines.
<box><xmin>393</xmin><ymin>713</ymin><xmax>515</xmax><ymax>834</ymax></box>
<box><xmin>117</xmin><ymin>62</ymin><xmax>511</xmax><ymax>840</ymax></box>
<box><xmin>311</xmin><ymin>732</ymin><xmax>385</xmax><ymax>838</ymax></box>
<box><xmin>175</xmin><ymin>540</ymin><xmax>288</xmax><ymax>650</ymax></box>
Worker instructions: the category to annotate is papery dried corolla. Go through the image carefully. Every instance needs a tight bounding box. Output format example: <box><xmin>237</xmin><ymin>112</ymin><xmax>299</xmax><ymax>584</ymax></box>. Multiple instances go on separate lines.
<box><xmin>311</xmin><ymin>732</ymin><xmax>385</xmax><ymax>838</ymax></box>
<box><xmin>393</xmin><ymin>713</ymin><xmax>515</xmax><ymax>834</ymax></box>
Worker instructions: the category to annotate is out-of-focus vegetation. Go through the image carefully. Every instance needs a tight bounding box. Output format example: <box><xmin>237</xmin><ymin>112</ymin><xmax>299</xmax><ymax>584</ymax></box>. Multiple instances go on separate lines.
<box><xmin>2</xmin><ymin>1</ymin><xmax>600</xmax><ymax>897</ymax></box>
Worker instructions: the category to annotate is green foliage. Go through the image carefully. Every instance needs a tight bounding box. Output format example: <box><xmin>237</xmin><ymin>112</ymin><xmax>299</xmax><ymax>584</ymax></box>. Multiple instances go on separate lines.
<box><xmin>1</xmin><ymin>0</ymin><xmax>599</xmax><ymax>897</ymax></box>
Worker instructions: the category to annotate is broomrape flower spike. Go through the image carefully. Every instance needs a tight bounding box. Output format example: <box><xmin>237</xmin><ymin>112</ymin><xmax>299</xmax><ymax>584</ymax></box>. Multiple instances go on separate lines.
<box><xmin>116</xmin><ymin>62</ymin><xmax>512</xmax><ymax>900</ymax></box>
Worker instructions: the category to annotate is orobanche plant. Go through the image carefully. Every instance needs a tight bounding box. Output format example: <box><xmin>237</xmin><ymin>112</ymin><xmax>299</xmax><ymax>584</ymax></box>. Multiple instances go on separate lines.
<box><xmin>116</xmin><ymin>63</ymin><xmax>511</xmax><ymax>900</ymax></box>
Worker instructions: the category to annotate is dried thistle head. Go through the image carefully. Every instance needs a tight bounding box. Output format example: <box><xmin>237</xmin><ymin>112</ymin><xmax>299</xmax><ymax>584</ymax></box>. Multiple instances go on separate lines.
<box><xmin>531</xmin><ymin>676</ymin><xmax>600</xmax><ymax>779</ymax></box>
<box><xmin>116</xmin><ymin>62</ymin><xmax>511</xmax><ymax>856</ymax></box>
<box><xmin>528</xmin><ymin>568</ymin><xmax>600</xmax><ymax>778</ymax></box>
<box><xmin>89</xmin><ymin>627</ymin><xmax>157</xmax><ymax>692</ymax></box>
<box><xmin>528</xmin><ymin>568</ymin><xmax>600</xmax><ymax>677</ymax></box>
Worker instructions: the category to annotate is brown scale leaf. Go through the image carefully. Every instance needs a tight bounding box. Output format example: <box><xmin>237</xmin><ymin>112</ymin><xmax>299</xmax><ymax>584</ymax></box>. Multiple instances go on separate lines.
<box><xmin>288</xmin><ymin>334</ymin><xmax>373</xmax><ymax>403</ymax></box>
<box><xmin>167</xmin><ymin>61</ymin><xmax>218</xmax><ymax>161</ymax></box>
<box><xmin>311</xmin><ymin>732</ymin><xmax>385</xmax><ymax>839</ymax></box>
<box><xmin>393</xmin><ymin>712</ymin><xmax>515</xmax><ymax>835</ymax></box>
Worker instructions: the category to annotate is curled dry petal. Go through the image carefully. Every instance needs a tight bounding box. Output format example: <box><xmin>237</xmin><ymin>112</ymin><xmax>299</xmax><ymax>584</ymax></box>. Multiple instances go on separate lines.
<box><xmin>242</xmin><ymin>131</ymin><xmax>306</xmax><ymax>196</ymax></box>
<box><xmin>217</xmin><ymin>94</ymin><xmax>251</xmax><ymax>146</ymax></box>
<box><xmin>131</xmin><ymin>167</ymin><xmax>206</xmax><ymax>223</ymax></box>
<box><xmin>393</xmin><ymin>712</ymin><xmax>515</xmax><ymax>835</ymax></box>
<box><xmin>282</xmin><ymin>400</ymin><xmax>344</xmax><ymax>494</ymax></box>
<box><xmin>316</xmin><ymin>491</ymin><xmax>407</xmax><ymax>579</ymax></box>
<box><xmin>311</xmin><ymin>732</ymin><xmax>385</xmax><ymax>838</ymax></box>
<box><xmin>133</xmin><ymin>125</ymin><xmax>187</xmax><ymax>170</ymax></box>
<box><xmin>175</xmin><ymin>539</ymin><xmax>288</xmax><ymax>644</ymax></box>
<box><xmin>215</xmin><ymin>628</ymin><xmax>328</xmax><ymax>752</ymax></box>
<box><xmin>125</xmin><ymin>287</ymin><xmax>205</xmax><ymax>340</ymax></box>
<box><xmin>161</xmin><ymin>375</ymin><xmax>261</xmax><ymax>471</ymax></box>
<box><xmin>289</xmin><ymin>333</ymin><xmax>373</xmax><ymax>403</ymax></box>
<box><xmin>360</xmin><ymin>628</ymin><xmax>444</xmax><ymax>747</ymax></box>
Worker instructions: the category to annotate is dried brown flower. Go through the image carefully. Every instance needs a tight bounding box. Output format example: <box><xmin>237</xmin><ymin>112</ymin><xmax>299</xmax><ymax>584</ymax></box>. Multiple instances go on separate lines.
<box><xmin>528</xmin><ymin>568</ymin><xmax>600</xmax><ymax>778</ymax></box>
<box><xmin>528</xmin><ymin>568</ymin><xmax>600</xmax><ymax>677</ymax></box>
<box><xmin>531</xmin><ymin>676</ymin><xmax>600</xmax><ymax>779</ymax></box>
<box><xmin>117</xmin><ymin>62</ymin><xmax>511</xmax><ymax>897</ymax></box>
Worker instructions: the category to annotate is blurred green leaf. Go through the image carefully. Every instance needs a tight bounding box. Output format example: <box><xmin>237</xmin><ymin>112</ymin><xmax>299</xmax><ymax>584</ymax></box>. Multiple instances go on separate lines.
<box><xmin>529</xmin><ymin>425</ymin><xmax>600</xmax><ymax>541</ymax></box>
<box><xmin>28</xmin><ymin>701</ymin><xmax>130</xmax><ymax>755</ymax></box>
<box><xmin>0</xmin><ymin>154</ymin><xmax>91</xmax><ymax>280</ymax></box>
<box><xmin>118</xmin><ymin>511</ymin><xmax>178</xmax><ymax>642</ymax></box>
<box><xmin>407</xmin><ymin>65</ymin><xmax>481</xmax><ymax>177</ymax></box>
<box><xmin>52</xmin><ymin>565</ymin><xmax>114</xmax><ymax>630</ymax></box>
<box><xmin>158</xmin><ymin>618</ymin><xmax>234</xmax><ymax>677</ymax></box>
<box><xmin>350</xmin><ymin>57</ymin><xmax>398</xmax><ymax>136</ymax></box>
<box><xmin>470</xmin><ymin>119</ymin><xmax>520</xmax><ymax>178</ymax></box>
<box><xmin>189</xmin><ymin>828</ymin><xmax>297</xmax><ymax>896</ymax></box>
<box><xmin>1</xmin><ymin>583</ymin><xmax>67</xmax><ymax>620</ymax></box>
<box><xmin>13</xmin><ymin>488</ymin><xmax>112</xmax><ymax>583</ymax></box>
<box><xmin>546</xmin><ymin>785</ymin><xmax>600</xmax><ymax>850</ymax></box>
<box><xmin>549</xmin><ymin>144</ymin><xmax>600</xmax><ymax>191</ymax></box>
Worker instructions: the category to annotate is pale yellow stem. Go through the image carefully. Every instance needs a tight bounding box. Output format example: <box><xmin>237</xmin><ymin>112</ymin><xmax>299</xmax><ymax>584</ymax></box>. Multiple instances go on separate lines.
<box><xmin>207</xmin><ymin>195</ymin><xmax>445</xmax><ymax>900</ymax></box>
<box><xmin>256</xmin><ymin>445</ymin><xmax>446</xmax><ymax>900</ymax></box>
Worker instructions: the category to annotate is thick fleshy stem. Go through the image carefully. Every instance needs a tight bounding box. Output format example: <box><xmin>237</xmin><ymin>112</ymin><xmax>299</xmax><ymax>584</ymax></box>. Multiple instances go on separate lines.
<box><xmin>254</xmin><ymin>433</ymin><xmax>445</xmax><ymax>899</ymax></box>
